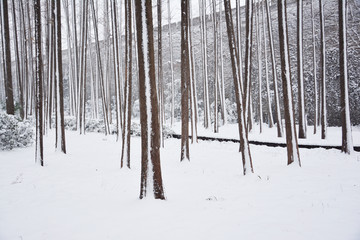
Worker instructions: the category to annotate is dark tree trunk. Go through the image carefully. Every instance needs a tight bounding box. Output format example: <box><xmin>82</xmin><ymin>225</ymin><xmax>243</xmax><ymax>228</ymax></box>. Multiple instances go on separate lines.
<box><xmin>135</xmin><ymin>0</ymin><xmax>165</xmax><ymax>200</ymax></box>
<box><xmin>121</xmin><ymin>0</ymin><xmax>133</xmax><ymax>168</ymax></box>
<box><xmin>180</xmin><ymin>0</ymin><xmax>190</xmax><ymax>162</ymax></box>
<box><xmin>56</xmin><ymin>0</ymin><xmax>66</xmax><ymax>153</ymax></box>
<box><xmin>1</xmin><ymin>0</ymin><xmax>15</xmax><ymax>115</ymax></box>
<box><xmin>34</xmin><ymin>0</ymin><xmax>44</xmax><ymax>166</ymax></box>
<box><xmin>277</xmin><ymin>0</ymin><xmax>301</xmax><ymax>166</ymax></box>
<box><xmin>319</xmin><ymin>0</ymin><xmax>327</xmax><ymax>139</ymax></box>
<box><xmin>297</xmin><ymin>0</ymin><xmax>306</xmax><ymax>139</ymax></box>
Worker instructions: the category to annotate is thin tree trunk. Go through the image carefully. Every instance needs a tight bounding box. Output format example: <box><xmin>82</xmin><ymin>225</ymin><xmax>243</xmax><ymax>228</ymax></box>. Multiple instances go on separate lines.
<box><xmin>34</xmin><ymin>0</ymin><xmax>44</xmax><ymax>166</ymax></box>
<box><xmin>339</xmin><ymin>0</ymin><xmax>353</xmax><ymax>154</ymax></box>
<box><xmin>121</xmin><ymin>0</ymin><xmax>133</xmax><ymax>168</ymax></box>
<box><xmin>201</xmin><ymin>0</ymin><xmax>211</xmax><ymax>129</ymax></box>
<box><xmin>311</xmin><ymin>0</ymin><xmax>318</xmax><ymax>134</ymax></box>
<box><xmin>55</xmin><ymin>0</ymin><xmax>66</xmax><ymax>153</ymax></box>
<box><xmin>297</xmin><ymin>0</ymin><xmax>306</xmax><ymax>139</ymax></box>
<box><xmin>1</xmin><ymin>0</ymin><xmax>15</xmax><ymax>115</ymax></box>
<box><xmin>261</xmin><ymin>0</ymin><xmax>273</xmax><ymax>128</ymax></box>
<box><xmin>319</xmin><ymin>0</ymin><xmax>327</xmax><ymax>139</ymax></box>
<box><xmin>243</xmin><ymin>0</ymin><xmax>253</xmax><ymax>125</ymax></box>
<box><xmin>255</xmin><ymin>0</ymin><xmax>263</xmax><ymax>133</ymax></box>
<box><xmin>265</xmin><ymin>0</ymin><xmax>283</xmax><ymax>137</ymax></box>
<box><xmin>277</xmin><ymin>0</ymin><xmax>301</xmax><ymax>166</ymax></box>
<box><xmin>224</xmin><ymin>0</ymin><xmax>254</xmax><ymax>175</ymax></box>
<box><xmin>212</xmin><ymin>0</ymin><xmax>218</xmax><ymax>133</ymax></box>
<box><xmin>11</xmin><ymin>0</ymin><xmax>24</xmax><ymax>119</ymax></box>
<box><xmin>180</xmin><ymin>0</ymin><xmax>190</xmax><ymax>161</ymax></box>
<box><xmin>189</xmin><ymin>3</ymin><xmax>198</xmax><ymax>143</ymax></box>
<box><xmin>90</xmin><ymin>0</ymin><xmax>110</xmax><ymax>135</ymax></box>
<box><xmin>157</xmin><ymin>0</ymin><xmax>165</xmax><ymax>147</ymax></box>
<box><xmin>168</xmin><ymin>0</ymin><xmax>175</xmax><ymax>126</ymax></box>
<box><xmin>219</xmin><ymin>1</ymin><xmax>227</xmax><ymax>125</ymax></box>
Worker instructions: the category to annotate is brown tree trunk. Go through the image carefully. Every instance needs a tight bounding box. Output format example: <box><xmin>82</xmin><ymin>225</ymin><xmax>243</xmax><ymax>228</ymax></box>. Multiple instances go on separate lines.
<box><xmin>180</xmin><ymin>0</ymin><xmax>190</xmax><ymax>161</ymax></box>
<box><xmin>34</xmin><ymin>0</ymin><xmax>44</xmax><ymax>166</ymax></box>
<box><xmin>121</xmin><ymin>0</ymin><xmax>133</xmax><ymax>168</ymax></box>
<box><xmin>277</xmin><ymin>0</ymin><xmax>301</xmax><ymax>166</ymax></box>
<box><xmin>224</xmin><ymin>0</ymin><xmax>254</xmax><ymax>175</ymax></box>
<box><xmin>297</xmin><ymin>0</ymin><xmax>306</xmax><ymax>139</ymax></box>
<box><xmin>1</xmin><ymin>0</ymin><xmax>15</xmax><ymax>115</ymax></box>
<box><xmin>55</xmin><ymin>0</ymin><xmax>67</xmax><ymax>153</ymax></box>
<box><xmin>135</xmin><ymin>0</ymin><xmax>165</xmax><ymax>200</ymax></box>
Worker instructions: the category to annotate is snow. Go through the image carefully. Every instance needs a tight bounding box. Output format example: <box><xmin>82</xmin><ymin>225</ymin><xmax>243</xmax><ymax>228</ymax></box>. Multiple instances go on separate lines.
<box><xmin>1</xmin><ymin>128</ymin><xmax>360</xmax><ymax>240</ymax></box>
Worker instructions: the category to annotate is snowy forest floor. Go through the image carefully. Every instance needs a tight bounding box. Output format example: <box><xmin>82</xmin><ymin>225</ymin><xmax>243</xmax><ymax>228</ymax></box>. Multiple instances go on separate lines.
<box><xmin>1</xmin><ymin>125</ymin><xmax>360</xmax><ymax>240</ymax></box>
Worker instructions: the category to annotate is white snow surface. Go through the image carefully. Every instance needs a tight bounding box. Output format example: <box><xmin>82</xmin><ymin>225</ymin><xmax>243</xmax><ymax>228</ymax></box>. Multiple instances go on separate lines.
<box><xmin>1</xmin><ymin>128</ymin><xmax>360</xmax><ymax>240</ymax></box>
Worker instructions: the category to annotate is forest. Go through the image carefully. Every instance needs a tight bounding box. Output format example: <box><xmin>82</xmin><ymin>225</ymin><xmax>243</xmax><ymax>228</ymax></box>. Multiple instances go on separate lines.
<box><xmin>1</xmin><ymin>0</ymin><xmax>360</xmax><ymax>239</ymax></box>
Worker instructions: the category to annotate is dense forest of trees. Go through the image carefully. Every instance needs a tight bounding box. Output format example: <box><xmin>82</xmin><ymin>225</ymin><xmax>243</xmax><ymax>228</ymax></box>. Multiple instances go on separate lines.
<box><xmin>1</xmin><ymin>0</ymin><xmax>359</xmax><ymax>197</ymax></box>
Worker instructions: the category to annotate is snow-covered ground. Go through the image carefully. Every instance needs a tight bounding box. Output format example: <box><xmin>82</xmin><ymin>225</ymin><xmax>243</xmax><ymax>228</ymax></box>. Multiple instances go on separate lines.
<box><xmin>1</xmin><ymin>128</ymin><xmax>360</xmax><ymax>240</ymax></box>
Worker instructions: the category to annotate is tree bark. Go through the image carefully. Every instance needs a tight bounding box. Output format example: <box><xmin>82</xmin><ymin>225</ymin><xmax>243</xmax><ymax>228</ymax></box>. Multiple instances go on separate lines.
<box><xmin>121</xmin><ymin>0</ymin><xmax>133</xmax><ymax>168</ymax></box>
<box><xmin>55</xmin><ymin>0</ymin><xmax>67</xmax><ymax>153</ymax></box>
<box><xmin>34</xmin><ymin>0</ymin><xmax>44</xmax><ymax>166</ymax></box>
<box><xmin>135</xmin><ymin>0</ymin><xmax>165</xmax><ymax>200</ymax></box>
<box><xmin>224</xmin><ymin>0</ymin><xmax>254</xmax><ymax>175</ymax></box>
<box><xmin>297</xmin><ymin>0</ymin><xmax>306</xmax><ymax>139</ymax></box>
<box><xmin>180</xmin><ymin>0</ymin><xmax>190</xmax><ymax>161</ymax></box>
<box><xmin>265</xmin><ymin>0</ymin><xmax>283</xmax><ymax>137</ymax></box>
<box><xmin>1</xmin><ymin>0</ymin><xmax>15</xmax><ymax>115</ymax></box>
<box><xmin>319</xmin><ymin>0</ymin><xmax>327</xmax><ymax>139</ymax></box>
<box><xmin>339</xmin><ymin>0</ymin><xmax>353</xmax><ymax>154</ymax></box>
<box><xmin>277</xmin><ymin>0</ymin><xmax>301</xmax><ymax>166</ymax></box>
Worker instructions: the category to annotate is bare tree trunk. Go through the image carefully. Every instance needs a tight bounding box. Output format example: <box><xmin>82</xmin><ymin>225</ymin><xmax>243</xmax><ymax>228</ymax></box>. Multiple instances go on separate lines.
<box><xmin>167</xmin><ymin>0</ymin><xmax>175</xmax><ymax>126</ymax></box>
<box><xmin>180</xmin><ymin>0</ymin><xmax>190</xmax><ymax>161</ymax></box>
<box><xmin>90</xmin><ymin>0</ymin><xmax>110</xmax><ymax>135</ymax></box>
<box><xmin>1</xmin><ymin>0</ymin><xmax>15</xmax><ymax>115</ymax></box>
<box><xmin>62</xmin><ymin>0</ymin><xmax>76</xmax><ymax>117</ymax></box>
<box><xmin>311</xmin><ymin>0</ymin><xmax>318</xmax><ymax>134</ymax></box>
<box><xmin>236</xmin><ymin>0</ymin><xmax>244</xmax><ymax>94</ymax></box>
<box><xmin>212</xmin><ymin>0</ymin><xmax>218</xmax><ymax>133</ymax></box>
<box><xmin>265</xmin><ymin>0</ymin><xmax>283</xmax><ymax>137</ymax></box>
<box><xmin>277</xmin><ymin>0</ymin><xmax>301</xmax><ymax>166</ymax></box>
<box><xmin>201</xmin><ymin>0</ymin><xmax>211</xmax><ymax>129</ymax></box>
<box><xmin>111</xmin><ymin>0</ymin><xmax>121</xmax><ymax>139</ymax></box>
<box><xmin>339</xmin><ymin>0</ymin><xmax>353</xmax><ymax>154</ymax></box>
<box><xmin>224</xmin><ymin>0</ymin><xmax>254</xmax><ymax>175</ymax></box>
<box><xmin>297</xmin><ymin>0</ymin><xmax>306</xmax><ymax>139</ymax></box>
<box><xmin>135</xmin><ymin>0</ymin><xmax>165</xmax><ymax>200</ymax></box>
<box><xmin>243</xmin><ymin>0</ymin><xmax>253</xmax><ymax>126</ymax></box>
<box><xmin>11</xmin><ymin>0</ymin><xmax>24</xmax><ymax>119</ymax></box>
<box><xmin>157</xmin><ymin>0</ymin><xmax>165</xmax><ymax>147</ymax></box>
<box><xmin>255</xmin><ymin>0</ymin><xmax>263</xmax><ymax>133</ymax></box>
<box><xmin>121</xmin><ymin>0</ymin><xmax>133</xmax><ymax>168</ymax></box>
<box><xmin>55</xmin><ymin>0</ymin><xmax>66</xmax><ymax>153</ymax></box>
<box><xmin>261</xmin><ymin>0</ymin><xmax>273</xmax><ymax>128</ymax></box>
<box><xmin>189</xmin><ymin>4</ymin><xmax>198</xmax><ymax>143</ymax></box>
<box><xmin>219</xmin><ymin>1</ymin><xmax>227</xmax><ymax>125</ymax></box>
<box><xmin>319</xmin><ymin>0</ymin><xmax>327</xmax><ymax>139</ymax></box>
<box><xmin>34</xmin><ymin>0</ymin><xmax>44</xmax><ymax>166</ymax></box>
